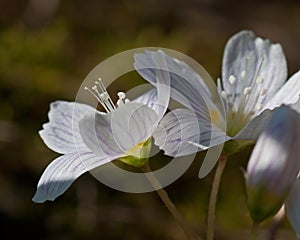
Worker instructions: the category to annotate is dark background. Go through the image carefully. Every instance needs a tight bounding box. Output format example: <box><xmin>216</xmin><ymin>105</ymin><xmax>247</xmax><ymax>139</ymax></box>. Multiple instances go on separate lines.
<box><xmin>1</xmin><ymin>0</ymin><xmax>299</xmax><ymax>239</ymax></box>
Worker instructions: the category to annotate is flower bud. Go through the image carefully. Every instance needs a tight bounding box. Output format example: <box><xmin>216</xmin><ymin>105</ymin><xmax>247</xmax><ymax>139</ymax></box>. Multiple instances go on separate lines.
<box><xmin>246</xmin><ymin>106</ymin><xmax>300</xmax><ymax>222</ymax></box>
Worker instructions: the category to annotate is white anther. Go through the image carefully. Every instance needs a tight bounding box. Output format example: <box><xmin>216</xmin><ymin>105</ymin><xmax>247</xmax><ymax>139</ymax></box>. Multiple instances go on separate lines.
<box><xmin>117</xmin><ymin>92</ymin><xmax>126</xmax><ymax>99</ymax></box>
<box><xmin>84</xmin><ymin>77</ymin><xmax>118</xmax><ymax>112</ymax></box>
<box><xmin>221</xmin><ymin>91</ymin><xmax>227</xmax><ymax>100</ymax></box>
<box><xmin>229</xmin><ymin>75</ymin><xmax>237</xmax><ymax>85</ymax></box>
<box><xmin>257</xmin><ymin>104</ymin><xmax>263</xmax><ymax>111</ymax></box>
<box><xmin>100</xmin><ymin>92</ymin><xmax>109</xmax><ymax>100</ymax></box>
<box><xmin>243</xmin><ymin>87</ymin><xmax>252</xmax><ymax>95</ymax></box>
<box><xmin>241</xmin><ymin>70</ymin><xmax>246</xmax><ymax>80</ymax></box>
<box><xmin>124</xmin><ymin>99</ymin><xmax>130</xmax><ymax>103</ymax></box>
<box><xmin>260</xmin><ymin>89</ymin><xmax>267</xmax><ymax>96</ymax></box>
<box><xmin>116</xmin><ymin>99</ymin><xmax>123</xmax><ymax>106</ymax></box>
<box><xmin>256</xmin><ymin>76</ymin><xmax>264</xmax><ymax>84</ymax></box>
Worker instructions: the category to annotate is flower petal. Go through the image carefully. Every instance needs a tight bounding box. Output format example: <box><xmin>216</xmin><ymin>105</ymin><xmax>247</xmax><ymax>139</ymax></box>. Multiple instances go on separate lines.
<box><xmin>134</xmin><ymin>50</ymin><xmax>170</xmax><ymax>120</ymax></box>
<box><xmin>263</xmin><ymin>71</ymin><xmax>300</xmax><ymax>111</ymax></box>
<box><xmin>134</xmin><ymin>50</ymin><xmax>219</xmax><ymax>120</ymax></box>
<box><xmin>153</xmin><ymin>108</ymin><xmax>229</xmax><ymax>157</ymax></box>
<box><xmin>79</xmin><ymin>102</ymin><xmax>158</xmax><ymax>156</ymax></box>
<box><xmin>39</xmin><ymin>101</ymin><xmax>95</xmax><ymax>154</ymax></box>
<box><xmin>286</xmin><ymin>178</ymin><xmax>300</xmax><ymax>235</ymax></box>
<box><xmin>246</xmin><ymin>106</ymin><xmax>300</xmax><ymax>222</ymax></box>
<box><xmin>291</xmin><ymin>98</ymin><xmax>300</xmax><ymax>113</ymax></box>
<box><xmin>222</xmin><ymin>31</ymin><xmax>287</xmax><ymax>112</ymax></box>
<box><xmin>32</xmin><ymin>152</ymin><xmax>121</xmax><ymax>203</ymax></box>
<box><xmin>132</xmin><ymin>88</ymin><xmax>159</xmax><ymax>113</ymax></box>
<box><xmin>234</xmin><ymin>109</ymin><xmax>272</xmax><ymax>140</ymax></box>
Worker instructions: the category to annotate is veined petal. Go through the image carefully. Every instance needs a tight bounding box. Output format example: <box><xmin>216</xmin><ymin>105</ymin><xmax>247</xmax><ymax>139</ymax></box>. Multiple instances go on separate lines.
<box><xmin>263</xmin><ymin>71</ymin><xmax>300</xmax><ymax>111</ymax></box>
<box><xmin>134</xmin><ymin>50</ymin><xmax>170</xmax><ymax>120</ymax></box>
<box><xmin>32</xmin><ymin>152</ymin><xmax>122</xmax><ymax>203</ymax></box>
<box><xmin>79</xmin><ymin>102</ymin><xmax>158</xmax><ymax>156</ymax></box>
<box><xmin>286</xmin><ymin>178</ymin><xmax>300</xmax><ymax>235</ymax></box>
<box><xmin>153</xmin><ymin>108</ymin><xmax>229</xmax><ymax>157</ymax></box>
<box><xmin>234</xmin><ymin>109</ymin><xmax>272</xmax><ymax>140</ymax></box>
<box><xmin>132</xmin><ymin>88</ymin><xmax>159</xmax><ymax>114</ymax></box>
<box><xmin>134</xmin><ymin>50</ymin><xmax>219</xmax><ymax>119</ymax></box>
<box><xmin>39</xmin><ymin>101</ymin><xmax>95</xmax><ymax>154</ymax></box>
<box><xmin>222</xmin><ymin>31</ymin><xmax>287</xmax><ymax>111</ymax></box>
<box><xmin>246</xmin><ymin>106</ymin><xmax>300</xmax><ymax>222</ymax></box>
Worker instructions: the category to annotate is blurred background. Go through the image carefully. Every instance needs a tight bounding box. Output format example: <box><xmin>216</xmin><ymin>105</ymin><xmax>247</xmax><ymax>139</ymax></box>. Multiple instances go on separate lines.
<box><xmin>1</xmin><ymin>0</ymin><xmax>300</xmax><ymax>239</ymax></box>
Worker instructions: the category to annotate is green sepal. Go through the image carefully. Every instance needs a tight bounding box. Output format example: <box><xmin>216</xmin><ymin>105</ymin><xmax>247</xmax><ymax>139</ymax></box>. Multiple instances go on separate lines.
<box><xmin>223</xmin><ymin>139</ymin><xmax>255</xmax><ymax>156</ymax></box>
<box><xmin>118</xmin><ymin>138</ymin><xmax>151</xmax><ymax>168</ymax></box>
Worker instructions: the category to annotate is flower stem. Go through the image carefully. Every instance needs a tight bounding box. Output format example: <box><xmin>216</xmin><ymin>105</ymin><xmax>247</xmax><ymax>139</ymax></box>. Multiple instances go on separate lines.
<box><xmin>141</xmin><ymin>163</ymin><xmax>200</xmax><ymax>240</ymax></box>
<box><xmin>206</xmin><ymin>154</ymin><xmax>227</xmax><ymax>240</ymax></box>
<box><xmin>251</xmin><ymin>222</ymin><xmax>259</xmax><ymax>240</ymax></box>
<box><xmin>268</xmin><ymin>206</ymin><xmax>285</xmax><ymax>240</ymax></box>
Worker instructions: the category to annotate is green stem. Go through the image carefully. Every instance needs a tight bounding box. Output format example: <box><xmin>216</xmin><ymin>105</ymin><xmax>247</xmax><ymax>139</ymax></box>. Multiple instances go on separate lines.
<box><xmin>206</xmin><ymin>154</ymin><xmax>228</xmax><ymax>240</ymax></box>
<box><xmin>268</xmin><ymin>206</ymin><xmax>285</xmax><ymax>240</ymax></box>
<box><xmin>141</xmin><ymin>163</ymin><xmax>201</xmax><ymax>240</ymax></box>
<box><xmin>251</xmin><ymin>222</ymin><xmax>259</xmax><ymax>240</ymax></box>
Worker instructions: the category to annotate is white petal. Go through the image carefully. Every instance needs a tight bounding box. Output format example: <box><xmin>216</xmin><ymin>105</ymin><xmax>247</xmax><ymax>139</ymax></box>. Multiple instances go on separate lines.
<box><xmin>247</xmin><ymin>106</ymin><xmax>300</xmax><ymax>197</ymax></box>
<box><xmin>291</xmin><ymin>98</ymin><xmax>300</xmax><ymax>113</ymax></box>
<box><xmin>153</xmin><ymin>108</ymin><xmax>229</xmax><ymax>157</ymax></box>
<box><xmin>39</xmin><ymin>101</ymin><xmax>95</xmax><ymax>154</ymax></box>
<box><xmin>32</xmin><ymin>152</ymin><xmax>122</xmax><ymax>203</ymax></box>
<box><xmin>234</xmin><ymin>109</ymin><xmax>272</xmax><ymax>140</ymax></box>
<box><xmin>134</xmin><ymin>50</ymin><xmax>170</xmax><ymax>120</ymax></box>
<box><xmin>134</xmin><ymin>50</ymin><xmax>218</xmax><ymax>118</ymax></box>
<box><xmin>132</xmin><ymin>88</ymin><xmax>159</xmax><ymax>113</ymax></box>
<box><xmin>286</xmin><ymin>178</ymin><xmax>300</xmax><ymax>235</ymax></box>
<box><xmin>222</xmin><ymin>31</ymin><xmax>287</xmax><ymax>110</ymax></box>
<box><xmin>263</xmin><ymin>71</ymin><xmax>300</xmax><ymax>111</ymax></box>
<box><xmin>79</xmin><ymin>102</ymin><xmax>158</xmax><ymax>156</ymax></box>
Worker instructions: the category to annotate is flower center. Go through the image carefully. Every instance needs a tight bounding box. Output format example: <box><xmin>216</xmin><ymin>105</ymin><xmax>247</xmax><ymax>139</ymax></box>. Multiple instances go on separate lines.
<box><xmin>84</xmin><ymin>78</ymin><xmax>129</xmax><ymax>113</ymax></box>
<box><xmin>119</xmin><ymin>138</ymin><xmax>152</xmax><ymax>168</ymax></box>
<box><xmin>221</xmin><ymin>57</ymin><xmax>267</xmax><ymax>136</ymax></box>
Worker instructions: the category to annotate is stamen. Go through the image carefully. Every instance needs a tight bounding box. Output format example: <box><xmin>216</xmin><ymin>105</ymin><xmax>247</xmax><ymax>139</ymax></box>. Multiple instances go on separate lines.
<box><xmin>243</xmin><ymin>87</ymin><xmax>252</xmax><ymax>96</ymax></box>
<box><xmin>229</xmin><ymin>75</ymin><xmax>237</xmax><ymax>85</ymax></box>
<box><xmin>84</xmin><ymin>78</ymin><xmax>117</xmax><ymax>113</ymax></box>
<box><xmin>256</xmin><ymin>76</ymin><xmax>264</xmax><ymax>84</ymax></box>
<box><xmin>241</xmin><ymin>70</ymin><xmax>246</xmax><ymax>80</ymax></box>
<box><xmin>84</xmin><ymin>87</ymin><xmax>102</xmax><ymax>103</ymax></box>
<box><xmin>117</xmin><ymin>91</ymin><xmax>129</xmax><ymax>106</ymax></box>
<box><xmin>253</xmin><ymin>56</ymin><xmax>264</xmax><ymax>84</ymax></box>
<box><xmin>117</xmin><ymin>92</ymin><xmax>126</xmax><ymax>99</ymax></box>
<box><xmin>260</xmin><ymin>89</ymin><xmax>267</xmax><ymax>96</ymax></box>
<box><xmin>221</xmin><ymin>91</ymin><xmax>227</xmax><ymax>100</ymax></box>
<box><xmin>257</xmin><ymin>104</ymin><xmax>263</xmax><ymax>111</ymax></box>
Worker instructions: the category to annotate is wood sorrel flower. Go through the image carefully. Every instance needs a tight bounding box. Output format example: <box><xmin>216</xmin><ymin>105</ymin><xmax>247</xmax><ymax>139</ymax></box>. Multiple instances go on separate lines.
<box><xmin>246</xmin><ymin>105</ymin><xmax>300</xmax><ymax>223</ymax></box>
<box><xmin>134</xmin><ymin>30</ymin><xmax>300</xmax><ymax>176</ymax></box>
<box><xmin>33</xmin><ymin>51</ymin><xmax>173</xmax><ymax>203</ymax></box>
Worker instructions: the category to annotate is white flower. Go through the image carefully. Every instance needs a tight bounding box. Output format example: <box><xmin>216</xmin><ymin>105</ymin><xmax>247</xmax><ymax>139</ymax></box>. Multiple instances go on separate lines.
<box><xmin>134</xmin><ymin>31</ymin><xmax>300</xmax><ymax>176</ymax></box>
<box><xmin>33</xmin><ymin>51</ymin><xmax>174</xmax><ymax>203</ymax></box>
<box><xmin>246</xmin><ymin>105</ymin><xmax>300</xmax><ymax>223</ymax></box>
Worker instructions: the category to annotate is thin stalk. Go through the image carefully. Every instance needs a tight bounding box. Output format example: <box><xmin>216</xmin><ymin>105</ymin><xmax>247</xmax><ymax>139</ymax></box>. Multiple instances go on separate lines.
<box><xmin>141</xmin><ymin>163</ymin><xmax>201</xmax><ymax>240</ymax></box>
<box><xmin>250</xmin><ymin>222</ymin><xmax>259</xmax><ymax>240</ymax></box>
<box><xmin>268</xmin><ymin>206</ymin><xmax>285</xmax><ymax>240</ymax></box>
<box><xmin>206</xmin><ymin>154</ymin><xmax>228</xmax><ymax>240</ymax></box>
